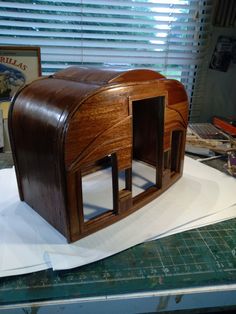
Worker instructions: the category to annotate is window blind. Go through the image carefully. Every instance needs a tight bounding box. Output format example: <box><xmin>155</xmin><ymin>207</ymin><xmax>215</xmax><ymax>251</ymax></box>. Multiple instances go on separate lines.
<box><xmin>0</xmin><ymin>0</ymin><xmax>213</xmax><ymax>120</ymax></box>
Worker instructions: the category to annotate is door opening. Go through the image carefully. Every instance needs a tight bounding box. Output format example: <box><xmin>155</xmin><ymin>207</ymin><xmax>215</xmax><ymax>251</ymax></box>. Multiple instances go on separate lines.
<box><xmin>132</xmin><ymin>96</ymin><xmax>165</xmax><ymax>197</ymax></box>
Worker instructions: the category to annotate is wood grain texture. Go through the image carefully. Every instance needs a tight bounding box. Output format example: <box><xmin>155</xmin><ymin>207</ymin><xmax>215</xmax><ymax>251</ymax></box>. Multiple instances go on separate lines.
<box><xmin>9</xmin><ymin>67</ymin><xmax>188</xmax><ymax>242</ymax></box>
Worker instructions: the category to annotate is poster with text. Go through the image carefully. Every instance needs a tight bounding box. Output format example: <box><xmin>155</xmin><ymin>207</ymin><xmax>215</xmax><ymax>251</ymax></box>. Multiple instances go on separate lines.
<box><xmin>0</xmin><ymin>46</ymin><xmax>41</xmax><ymax>118</ymax></box>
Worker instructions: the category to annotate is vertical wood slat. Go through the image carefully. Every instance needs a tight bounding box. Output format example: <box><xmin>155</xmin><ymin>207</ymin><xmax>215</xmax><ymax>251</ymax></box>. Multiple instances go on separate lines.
<box><xmin>156</xmin><ymin>97</ymin><xmax>165</xmax><ymax>189</ymax></box>
<box><xmin>111</xmin><ymin>153</ymin><xmax>119</xmax><ymax>215</ymax></box>
<box><xmin>76</xmin><ymin>170</ymin><xmax>84</xmax><ymax>234</ymax></box>
<box><xmin>125</xmin><ymin>168</ymin><xmax>132</xmax><ymax>191</ymax></box>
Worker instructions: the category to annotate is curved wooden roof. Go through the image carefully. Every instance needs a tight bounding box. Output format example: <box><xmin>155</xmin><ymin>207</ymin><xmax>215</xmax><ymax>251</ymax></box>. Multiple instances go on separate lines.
<box><xmin>52</xmin><ymin>66</ymin><xmax>165</xmax><ymax>86</ymax></box>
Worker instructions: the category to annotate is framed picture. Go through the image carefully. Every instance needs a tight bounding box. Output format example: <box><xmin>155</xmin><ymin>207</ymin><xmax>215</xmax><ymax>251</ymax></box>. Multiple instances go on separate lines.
<box><xmin>209</xmin><ymin>36</ymin><xmax>233</xmax><ymax>72</ymax></box>
<box><xmin>0</xmin><ymin>46</ymin><xmax>41</xmax><ymax>119</ymax></box>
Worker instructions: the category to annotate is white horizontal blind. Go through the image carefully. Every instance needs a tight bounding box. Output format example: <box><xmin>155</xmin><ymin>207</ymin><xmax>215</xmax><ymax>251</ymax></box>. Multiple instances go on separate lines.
<box><xmin>0</xmin><ymin>0</ymin><xmax>213</xmax><ymax>120</ymax></box>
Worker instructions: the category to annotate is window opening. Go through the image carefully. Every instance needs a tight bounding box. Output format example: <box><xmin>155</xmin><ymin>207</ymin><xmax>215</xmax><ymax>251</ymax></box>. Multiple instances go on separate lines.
<box><xmin>0</xmin><ymin>1</ymin><xmax>212</xmax><ymax>121</ymax></box>
<box><xmin>81</xmin><ymin>154</ymin><xmax>118</xmax><ymax>222</ymax></box>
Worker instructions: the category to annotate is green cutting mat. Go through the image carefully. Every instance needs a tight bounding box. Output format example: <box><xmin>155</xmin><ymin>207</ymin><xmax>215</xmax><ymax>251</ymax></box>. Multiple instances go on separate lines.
<box><xmin>1</xmin><ymin>218</ymin><xmax>236</xmax><ymax>306</ymax></box>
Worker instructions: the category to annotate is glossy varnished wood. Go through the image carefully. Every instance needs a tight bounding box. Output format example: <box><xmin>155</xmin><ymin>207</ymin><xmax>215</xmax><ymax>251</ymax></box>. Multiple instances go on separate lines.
<box><xmin>9</xmin><ymin>67</ymin><xmax>188</xmax><ymax>242</ymax></box>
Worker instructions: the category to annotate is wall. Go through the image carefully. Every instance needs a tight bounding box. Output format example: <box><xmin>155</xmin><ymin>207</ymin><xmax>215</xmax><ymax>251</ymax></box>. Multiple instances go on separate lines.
<box><xmin>199</xmin><ymin>27</ymin><xmax>236</xmax><ymax>122</ymax></box>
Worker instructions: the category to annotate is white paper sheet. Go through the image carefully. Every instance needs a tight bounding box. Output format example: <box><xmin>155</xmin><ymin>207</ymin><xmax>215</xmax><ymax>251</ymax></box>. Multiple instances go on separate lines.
<box><xmin>0</xmin><ymin>157</ymin><xmax>236</xmax><ymax>277</ymax></box>
<box><xmin>149</xmin><ymin>204</ymin><xmax>236</xmax><ymax>241</ymax></box>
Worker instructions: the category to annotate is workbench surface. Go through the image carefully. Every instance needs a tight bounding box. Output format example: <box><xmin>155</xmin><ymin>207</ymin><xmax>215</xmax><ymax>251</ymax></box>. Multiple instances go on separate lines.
<box><xmin>0</xmin><ymin>153</ymin><xmax>236</xmax><ymax>313</ymax></box>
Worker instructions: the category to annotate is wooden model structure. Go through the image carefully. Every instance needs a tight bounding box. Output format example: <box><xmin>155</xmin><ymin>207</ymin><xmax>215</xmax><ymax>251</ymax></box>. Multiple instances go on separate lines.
<box><xmin>9</xmin><ymin>67</ymin><xmax>188</xmax><ymax>242</ymax></box>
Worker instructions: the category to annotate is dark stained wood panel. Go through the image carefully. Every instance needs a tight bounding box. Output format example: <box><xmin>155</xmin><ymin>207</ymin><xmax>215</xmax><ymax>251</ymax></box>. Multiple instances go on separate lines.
<box><xmin>9</xmin><ymin>66</ymin><xmax>188</xmax><ymax>242</ymax></box>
